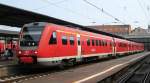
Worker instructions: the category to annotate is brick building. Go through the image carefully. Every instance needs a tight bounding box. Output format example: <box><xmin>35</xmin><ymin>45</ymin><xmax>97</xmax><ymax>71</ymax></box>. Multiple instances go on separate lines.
<box><xmin>87</xmin><ymin>25</ymin><xmax>131</xmax><ymax>35</ymax></box>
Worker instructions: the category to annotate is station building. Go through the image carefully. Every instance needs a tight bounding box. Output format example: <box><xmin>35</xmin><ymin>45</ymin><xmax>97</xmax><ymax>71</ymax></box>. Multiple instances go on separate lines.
<box><xmin>87</xmin><ymin>25</ymin><xmax>131</xmax><ymax>36</ymax></box>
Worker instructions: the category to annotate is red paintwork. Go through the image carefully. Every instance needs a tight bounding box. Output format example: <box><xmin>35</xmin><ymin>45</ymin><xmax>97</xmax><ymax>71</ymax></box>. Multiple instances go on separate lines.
<box><xmin>37</xmin><ymin>24</ymin><xmax>78</xmax><ymax>58</ymax></box>
<box><xmin>37</xmin><ymin>24</ymin><xmax>114</xmax><ymax>58</ymax></box>
<box><xmin>115</xmin><ymin>38</ymin><xmax>129</xmax><ymax>53</ymax></box>
<box><xmin>20</xmin><ymin>57</ymin><xmax>33</xmax><ymax>63</ymax></box>
<box><xmin>17</xmin><ymin>23</ymin><xmax>144</xmax><ymax>64</ymax></box>
<box><xmin>0</xmin><ymin>41</ymin><xmax>5</xmax><ymax>54</ymax></box>
<box><xmin>18</xmin><ymin>50</ymin><xmax>36</xmax><ymax>56</ymax></box>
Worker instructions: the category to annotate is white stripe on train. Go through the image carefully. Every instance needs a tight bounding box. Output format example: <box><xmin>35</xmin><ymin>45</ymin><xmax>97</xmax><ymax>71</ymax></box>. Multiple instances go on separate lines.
<box><xmin>37</xmin><ymin>50</ymin><xmax>141</xmax><ymax>62</ymax></box>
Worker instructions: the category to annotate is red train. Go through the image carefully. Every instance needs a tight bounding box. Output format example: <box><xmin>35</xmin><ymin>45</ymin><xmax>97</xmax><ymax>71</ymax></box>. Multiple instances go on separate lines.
<box><xmin>17</xmin><ymin>22</ymin><xmax>144</xmax><ymax>66</ymax></box>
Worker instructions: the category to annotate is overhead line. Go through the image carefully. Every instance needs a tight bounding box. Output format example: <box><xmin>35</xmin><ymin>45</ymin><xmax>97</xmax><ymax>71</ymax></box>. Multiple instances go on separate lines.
<box><xmin>37</xmin><ymin>0</ymin><xmax>96</xmax><ymax>23</ymax></box>
<box><xmin>137</xmin><ymin>0</ymin><xmax>150</xmax><ymax>23</ymax></box>
<box><xmin>83</xmin><ymin>0</ymin><xmax>126</xmax><ymax>25</ymax></box>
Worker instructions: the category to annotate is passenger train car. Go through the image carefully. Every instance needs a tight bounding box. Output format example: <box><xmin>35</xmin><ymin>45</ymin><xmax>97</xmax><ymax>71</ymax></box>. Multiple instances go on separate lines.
<box><xmin>17</xmin><ymin>22</ymin><xmax>144</xmax><ymax>66</ymax></box>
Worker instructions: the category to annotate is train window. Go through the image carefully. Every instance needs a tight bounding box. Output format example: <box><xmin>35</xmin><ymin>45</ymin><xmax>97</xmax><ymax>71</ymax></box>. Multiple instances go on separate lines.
<box><xmin>103</xmin><ymin>41</ymin><xmax>106</xmax><ymax>46</ymax></box>
<box><xmin>62</xmin><ymin>36</ymin><xmax>67</xmax><ymax>45</ymax></box>
<box><xmin>49</xmin><ymin>32</ymin><xmax>57</xmax><ymax>44</ymax></box>
<box><xmin>105</xmin><ymin>41</ymin><xmax>107</xmax><ymax>46</ymax></box>
<box><xmin>103</xmin><ymin>41</ymin><xmax>105</xmax><ymax>46</ymax></box>
<box><xmin>96</xmin><ymin>40</ymin><xmax>98</xmax><ymax>46</ymax></box>
<box><xmin>87</xmin><ymin>39</ymin><xmax>90</xmax><ymax>46</ymax></box>
<box><xmin>110</xmin><ymin>42</ymin><xmax>112</xmax><ymax>46</ymax></box>
<box><xmin>70</xmin><ymin>36</ymin><xmax>74</xmax><ymax>45</ymax></box>
<box><xmin>77</xmin><ymin>37</ymin><xmax>80</xmax><ymax>45</ymax></box>
<box><xmin>102</xmin><ymin>40</ymin><xmax>104</xmax><ymax>46</ymax></box>
<box><xmin>23</xmin><ymin>26</ymin><xmax>44</xmax><ymax>32</ymax></box>
<box><xmin>99</xmin><ymin>40</ymin><xmax>101</xmax><ymax>46</ymax></box>
<box><xmin>92</xmin><ymin>39</ymin><xmax>95</xmax><ymax>46</ymax></box>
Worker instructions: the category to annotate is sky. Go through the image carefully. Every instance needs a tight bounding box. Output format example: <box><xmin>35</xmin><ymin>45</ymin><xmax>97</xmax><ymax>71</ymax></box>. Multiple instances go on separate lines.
<box><xmin>0</xmin><ymin>0</ymin><xmax>150</xmax><ymax>29</ymax></box>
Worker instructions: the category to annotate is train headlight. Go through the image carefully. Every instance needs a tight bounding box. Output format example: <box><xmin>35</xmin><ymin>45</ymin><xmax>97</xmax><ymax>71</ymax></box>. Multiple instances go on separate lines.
<box><xmin>18</xmin><ymin>51</ymin><xmax>21</xmax><ymax>54</ymax></box>
<box><xmin>34</xmin><ymin>51</ymin><xmax>38</xmax><ymax>54</ymax></box>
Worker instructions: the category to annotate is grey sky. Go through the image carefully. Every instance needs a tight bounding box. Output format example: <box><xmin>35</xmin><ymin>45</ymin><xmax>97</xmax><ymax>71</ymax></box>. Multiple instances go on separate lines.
<box><xmin>0</xmin><ymin>0</ymin><xmax>150</xmax><ymax>29</ymax></box>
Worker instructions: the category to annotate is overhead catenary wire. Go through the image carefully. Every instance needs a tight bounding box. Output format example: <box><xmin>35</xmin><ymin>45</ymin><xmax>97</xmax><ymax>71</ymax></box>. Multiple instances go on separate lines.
<box><xmin>136</xmin><ymin>0</ymin><xmax>150</xmax><ymax>24</ymax></box>
<box><xmin>83</xmin><ymin>0</ymin><xmax>126</xmax><ymax>25</ymax></box>
<box><xmin>142</xmin><ymin>0</ymin><xmax>150</xmax><ymax>24</ymax></box>
<box><xmin>52</xmin><ymin>0</ymin><xmax>68</xmax><ymax>4</ymax></box>
<box><xmin>33</xmin><ymin>0</ymin><xmax>68</xmax><ymax>10</ymax></box>
<box><xmin>36</xmin><ymin>0</ymin><xmax>96</xmax><ymax>23</ymax></box>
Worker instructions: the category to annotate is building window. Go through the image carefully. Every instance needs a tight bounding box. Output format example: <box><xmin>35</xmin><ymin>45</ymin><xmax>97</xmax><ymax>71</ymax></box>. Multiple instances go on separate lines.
<box><xmin>49</xmin><ymin>32</ymin><xmax>57</xmax><ymax>44</ymax></box>
<box><xmin>70</xmin><ymin>36</ymin><xmax>74</xmax><ymax>45</ymax></box>
<box><xmin>62</xmin><ymin>36</ymin><xmax>67</xmax><ymax>45</ymax></box>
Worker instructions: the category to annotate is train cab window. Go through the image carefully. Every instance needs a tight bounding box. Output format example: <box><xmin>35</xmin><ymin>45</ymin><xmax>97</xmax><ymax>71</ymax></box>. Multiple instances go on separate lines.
<box><xmin>62</xmin><ymin>36</ymin><xmax>67</xmax><ymax>45</ymax></box>
<box><xmin>77</xmin><ymin>37</ymin><xmax>80</xmax><ymax>45</ymax></box>
<box><xmin>49</xmin><ymin>32</ymin><xmax>57</xmax><ymax>44</ymax></box>
<box><xmin>92</xmin><ymin>39</ymin><xmax>95</xmax><ymax>46</ymax></box>
<box><xmin>96</xmin><ymin>40</ymin><xmax>98</xmax><ymax>46</ymax></box>
<box><xmin>69</xmin><ymin>36</ymin><xmax>74</xmax><ymax>45</ymax></box>
<box><xmin>87</xmin><ymin>39</ymin><xmax>90</xmax><ymax>46</ymax></box>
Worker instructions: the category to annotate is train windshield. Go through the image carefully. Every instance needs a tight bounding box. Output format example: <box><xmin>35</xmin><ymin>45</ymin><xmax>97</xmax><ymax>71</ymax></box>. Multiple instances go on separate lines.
<box><xmin>20</xmin><ymin>26</ymin><xmax>44</xmax><ymax>47</ymax></box>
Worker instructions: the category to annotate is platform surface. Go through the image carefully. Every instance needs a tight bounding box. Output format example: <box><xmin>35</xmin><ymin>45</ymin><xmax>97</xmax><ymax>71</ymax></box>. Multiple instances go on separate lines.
<box><xmin>0</xmin><ymin>59</ymin><xmax>17</xmax><ymax>67</ymax></box>
<box><xmin>22</xmin><ymin>52</ymin><xmax>150</xmax><ymax>83</ymax></box>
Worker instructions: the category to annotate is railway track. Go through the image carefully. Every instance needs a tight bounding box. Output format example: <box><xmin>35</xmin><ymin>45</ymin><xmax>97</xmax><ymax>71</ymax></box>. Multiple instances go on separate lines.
<box><xmin>0</xmin><ymin>53</ymin><xmax>147</xmax><ymax>83</ymax></box>
<box><xmin>117</xmin><ymin>55</ymin><xmax>150</xmax><ymax>83</ymax></box>
<box><xmin>0</xmin><ymin>71</ymin><xmax>53</xmax><ymax>83</ymax></box>
<box><xmin>0</xmin><ymin>58</ymin><xmax>110</xmax><ymax>83</ymax></box>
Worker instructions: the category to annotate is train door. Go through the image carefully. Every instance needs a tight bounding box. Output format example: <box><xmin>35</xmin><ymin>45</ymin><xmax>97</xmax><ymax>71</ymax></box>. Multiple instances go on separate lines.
<box><xmin>76</xmin><ymin>34</ymin><xmax>82</xmax><ymax>62</ymax></box>
<box><xmin>112</xmin><ymin>37</ymin><xmax>116</xmax><ymax>56</ymax></box>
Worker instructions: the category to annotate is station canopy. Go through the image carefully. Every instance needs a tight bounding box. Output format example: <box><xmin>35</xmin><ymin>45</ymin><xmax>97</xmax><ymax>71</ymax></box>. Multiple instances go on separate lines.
<box><xmin>0</xmin><ymin>3</ymin><xmax>83</xmax><ymax>27</ymax></box>
<box><xmin>0</xmin><ymin>3</ymin><xmax>126</xmax><ymax>39</ymax></box>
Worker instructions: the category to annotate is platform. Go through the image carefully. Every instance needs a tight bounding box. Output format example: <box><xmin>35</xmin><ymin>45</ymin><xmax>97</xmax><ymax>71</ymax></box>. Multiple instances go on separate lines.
<box><xmin>0</xmin><ymin>60</ymin><xmax>17</xmax><ymax>67</ymax></box>
<box><xmin>21</xmin><ymin>52</ymin><xmax>150</xmax><ymax>83</ymax></box>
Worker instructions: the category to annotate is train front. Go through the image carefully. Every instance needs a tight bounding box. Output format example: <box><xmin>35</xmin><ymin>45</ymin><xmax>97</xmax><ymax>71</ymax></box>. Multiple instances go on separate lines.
<box><xmin>17</xmin><ymin>22</ymin><xmax>45</xmax><ymax>64</ymax></box>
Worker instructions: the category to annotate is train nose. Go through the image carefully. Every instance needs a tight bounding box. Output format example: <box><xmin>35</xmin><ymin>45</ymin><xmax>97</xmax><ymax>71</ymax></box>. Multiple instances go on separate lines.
<box><xmin>18</xmin><ymin>50</ymin><xmax>38</xmax><ymax>64</ymax></box>
<box><xmin>18</xmin><ymin>50</ymin><xmax>38</xmax><ymax>55</ymax></box>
